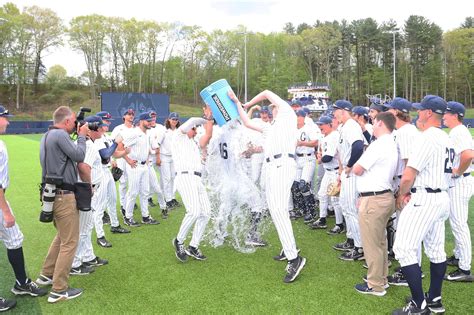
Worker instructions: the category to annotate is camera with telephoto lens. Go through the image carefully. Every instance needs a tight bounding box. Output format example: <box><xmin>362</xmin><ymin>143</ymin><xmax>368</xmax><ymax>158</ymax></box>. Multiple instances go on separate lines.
<box><xmin>75</xmin><ymin>107</ymin><xmax>100</xmax><ymax>132</ymax></box>
<box><xmin>39</xmin><ymin>175</ymin><xmax>63</xmax><ymax>223</ymax></box>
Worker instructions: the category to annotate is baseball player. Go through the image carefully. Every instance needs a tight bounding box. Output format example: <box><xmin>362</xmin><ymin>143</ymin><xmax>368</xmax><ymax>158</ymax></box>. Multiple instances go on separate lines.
<box><xmin>160</xmin><ymin>112</ymin><xmax>181</xmax><ymax>209</ymax></box>
<box><xmin>311</xmin><ymin>116</ymin><xmax>344</xmax><ymax>232</ymax></box>
<box><xmin>71</xmin><ymin>116</ymin><xmax>110</xmax><ymax>274</ymax></box>
<box><xmin>230</xmin><ymin>89</ymin><xmax>306</xmax><ymax>284</ymax></box>
<box><xmin>146</xmin><ymin>111</ymin><xmax>168</xmax><ymax>218</ymax></box>
<box><xmin>93</xmin><ymin>111</ymin><xmax>130</xmax><ymax>248</ymax></box>
<box><xmin>442</xmin><ymin>101</ymin><xmax>473</xmax><ymax>282</ymax></box>
<box><xmin>111</xmin><ymin>108</ymin><xmax>135</xmax><ymax>217</ymax></box>
<box><xmin>0</xmin><ymin>105</ymin><xmax>46</xmax><ymax>312</ymax></box>
<box><xmin>122</xmin><ymin>112</ymin><xmax>159</xmax><ymax>226</ymax></box>
<box><xmin>352</xmin><ymin>106</ymin><xmax>373</xmax><ymax>145</ymax></box>
<box><xmin>332</xmin><ymin>100</ymin><xmax>365</xmax><ymax>261</ymax></box>
<box><xmin>392</xmin><ymin>95</ymin><xmax>451</xmax><ymax>315</ymax></box>
<box><xmin>171</xmin><ymin>106</ymin><xmax>213</xmax><ymax>262</ymax></box>
<box><xmin>294</xmin><ymin>109</ymin><xmax>319</xmax><ymax>223</ymax></box>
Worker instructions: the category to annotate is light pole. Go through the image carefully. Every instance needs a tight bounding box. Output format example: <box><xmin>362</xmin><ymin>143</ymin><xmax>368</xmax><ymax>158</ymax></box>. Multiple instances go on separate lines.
<box><xmin>238</xmin><ymin>32</ymin><xmax>248</xmax><ymax>102</ymax></box>
<box><xmin>388</xmin><ymin>29</ymin><xmax>399</xmax><ymax>98</ymax></box>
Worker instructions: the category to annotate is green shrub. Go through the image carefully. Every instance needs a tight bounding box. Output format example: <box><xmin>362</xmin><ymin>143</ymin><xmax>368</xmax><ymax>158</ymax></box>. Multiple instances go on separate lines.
<box><xmin>38</xmin><ymin>93</ymin><xmax>57</xmax><ymax>104</ymax></box>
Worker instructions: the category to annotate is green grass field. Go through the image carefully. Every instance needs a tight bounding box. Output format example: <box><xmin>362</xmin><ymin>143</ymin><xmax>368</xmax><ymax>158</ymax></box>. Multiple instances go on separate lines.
<box><xmin>1</xmin><ymin>134</ymin><xmax>473</xmax><ymax>314</ymax></box>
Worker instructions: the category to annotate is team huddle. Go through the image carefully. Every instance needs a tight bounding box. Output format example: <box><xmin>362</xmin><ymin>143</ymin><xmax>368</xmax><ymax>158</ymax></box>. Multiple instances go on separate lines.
<box><xmin>0</xmin><ymin>89</ymin><xmax>472</xmax><ymax>313</ymax></box>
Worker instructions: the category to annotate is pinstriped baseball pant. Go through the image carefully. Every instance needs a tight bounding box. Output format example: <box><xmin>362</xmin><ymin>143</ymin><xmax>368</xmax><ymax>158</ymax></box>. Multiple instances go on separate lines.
<box><xmin>340</xmin><ymin>173</ymin><xmax>361</xmax><ymax>247</ymax></box>
<box><xmin>176</xmin><ymin>173</ymin><xmax>211</xmax><ymax>248</ymax></box>
<box><xmin>94</xmin><ymin>170</ymin><xmax>120</xmax><ymax>238</ymax></box>
<box><xmin>318</xmin><ymin>169</ymin><xmax>343</xmax><ymax>224</ymax></box>
<box><xmin>72</xmin><ymin>209</ymin><xmax>95</xmax><ymax>268</ymax></box>
<box><xmin>0</xmin><ymin>202</ymin><xmax>24</xmax><ymax>249</ymax></box>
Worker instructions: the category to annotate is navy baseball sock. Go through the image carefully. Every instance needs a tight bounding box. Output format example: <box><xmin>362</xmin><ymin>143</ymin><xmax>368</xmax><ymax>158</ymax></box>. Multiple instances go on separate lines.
<box><xmin>7</xmin><ymin>247</ymin><xmax>27</xmax><ymax>285</ymax></box>
<box><xmin>401</xmin><ymin>264</ymin><xmax>424</xmax><ymax>308</ymax></box>
<box><xmin>428</xmin><ymin>261</ymin><xmax>446</xmax><ymax>301</ymax></box>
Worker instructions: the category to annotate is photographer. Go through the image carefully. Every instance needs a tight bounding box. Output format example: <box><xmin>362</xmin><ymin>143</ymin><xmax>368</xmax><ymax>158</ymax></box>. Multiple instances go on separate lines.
<box><xmin>37</xmin><ymin>106</ymin><xmax>89</xmax><ymax>303</ymax></box>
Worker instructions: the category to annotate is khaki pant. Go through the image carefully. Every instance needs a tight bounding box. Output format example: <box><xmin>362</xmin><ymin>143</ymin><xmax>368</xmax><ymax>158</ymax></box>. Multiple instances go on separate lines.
<box><xmin>41</xmin><ymin>194</ymin><xmax>79</xmax><ymax>292</ymax></box>
<box><xmin>359</xmin><ymin>193</ymin><xmax>395</xmax><ymax>292</ymax></box>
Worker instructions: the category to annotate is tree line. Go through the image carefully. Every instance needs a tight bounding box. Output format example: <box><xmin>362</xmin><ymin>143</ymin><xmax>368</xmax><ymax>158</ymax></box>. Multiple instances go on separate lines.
<box><xmin>0</xmin><ymin>2</ymin><xmax>473</xmax><ymax>110</ymax></box>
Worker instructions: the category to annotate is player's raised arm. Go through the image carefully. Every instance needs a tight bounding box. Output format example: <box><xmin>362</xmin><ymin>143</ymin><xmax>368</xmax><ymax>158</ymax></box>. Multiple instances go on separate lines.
<box><xmin>228</xmin><ymin>90</ymin><xmax>262</xmax><ymax>133</ymax></box>
<box><xmin>178</xmin><ymin>117</ymin><xmax>207</xmax><ymax>134</ymax></box>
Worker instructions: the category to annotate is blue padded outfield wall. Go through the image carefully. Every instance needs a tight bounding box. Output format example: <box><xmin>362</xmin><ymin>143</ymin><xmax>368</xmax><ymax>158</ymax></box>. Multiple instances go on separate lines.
<box><xmin>101</xmin><ymin>92</ymin><xmax>170</xmax><ymax>129</ymax></box>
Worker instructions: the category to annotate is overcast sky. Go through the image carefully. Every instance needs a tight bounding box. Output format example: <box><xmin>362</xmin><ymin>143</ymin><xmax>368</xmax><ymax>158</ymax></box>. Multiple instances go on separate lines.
<box><xmin>6</xmin><ymin>0</ymin><xmax>470</xmax><ymax>76</ymax></box>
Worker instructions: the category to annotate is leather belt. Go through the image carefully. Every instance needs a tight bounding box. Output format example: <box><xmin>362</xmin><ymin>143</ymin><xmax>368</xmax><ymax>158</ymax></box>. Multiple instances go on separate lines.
<box><xmin>56</xmin><ymin>190</ymin><xmax>74</xmax><ymax>195</ymax></box>
<box><xmin>410</xmin><ymin>188</ymin><xmax>442</xmax><ymax>193</ymax></box>
<box><xmin>325</xmin><ymin>167</ymin><xmax>339</xmax><ymax>171</ymax></box>
<box><xmin>176</xmin><ymin>171</ymin><xmax>202</xmax><ymax>177</ymax></box>
<box><xmin>139</xmin><ymin>161</ymin><xmax>147</xmax><ymax>165</ymax></box>
<box><xmin>463</xmin><ymin>173</ymin><xmax>470</xmax><ymax>177</ymax></box>
<box><xmin>359</xmin><ymin>189</ymin><xmax>391</xmax><ymax>197</ymax></box>
<box><xmin>296</xmin><ymin>153</ymin><xmax>313</xmax><ymax>157</ymax></box>
<box><xmin>265</xmin><ymin>153</ymin><xmax>295</xmax><ymax>163</ymax></box>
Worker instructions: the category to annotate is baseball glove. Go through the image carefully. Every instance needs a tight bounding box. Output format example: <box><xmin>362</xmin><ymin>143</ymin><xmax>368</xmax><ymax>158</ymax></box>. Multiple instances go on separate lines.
<box><xmin>111</xmin><ymin>167</ymin><xmax>123</xmax><ymax>182</ymax></box>
<box><xmin>327</xmin><ymin>182</ymin><xmax>340</xmax><ymax>197</ymax></box>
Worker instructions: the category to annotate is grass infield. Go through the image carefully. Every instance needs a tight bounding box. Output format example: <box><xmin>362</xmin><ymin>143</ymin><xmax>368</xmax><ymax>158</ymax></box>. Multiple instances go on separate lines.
<box><xmin>0</xmin><ymin>134</ymin><xmax>473</xmax><ymax>314</ymax></box>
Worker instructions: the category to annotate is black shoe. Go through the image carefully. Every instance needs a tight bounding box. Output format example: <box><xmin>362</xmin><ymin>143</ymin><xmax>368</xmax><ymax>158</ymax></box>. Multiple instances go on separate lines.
<box><xmin>303</xmin><ymin>213</ymin><xmax>316</xmax><ymax>224</ymax></box>
<box><xmin>0</xmin><ymin>297</ymin><xmax>16</xmax><ymax>311</ymax></box>
<box><xmin>393</xmin><ymin>300</ymin><xmax>430</xmax><ymax>315</ymax></box>
<box><xmin>141</xmin><ymin>216</ymin><xmax>159</xmax><ymax>225</ymax></box>
<box><xmin>327</xmin><ymin>225</ymin><xmax>345</xmax><ymax>235</ymax></box>
<box><xmin>173</xmin><ymin>238</ymin><xmax>187</xmax><ymax>262</ymax></box>
<box><xmin>446</xmin><ymin>255</ymin><xmax>459</xmax><ymax>267</ymax></box>
<box><xmin>124</xmin><ymin>217</ymin><xmax>141</xmax><ymax>227</ymax></box>
<box><xmin>11</xmin><ymin>279</ymin><xmax>47</xmax><ymax>297</ymax></box>
<box><xmin>161</xmin><ymin>209</ymin><xmax>169</xmax><ymax>219</ymax></box>
<box><xmin>310</xmin><ymin>218</ymin><xmax>327</xmax><ymax>229</ymax></box>
<box><xmin>445</xmin><ymin>268</ymin><xmax>474</xmax><ymax>282</ymax></box>
<box><xmin>47</xmin><ymin>288</ymin><xmax>83</xmax><ymax>303</ymax></box>
<box><xmin>36</xmin><ymin>274</ymin><xmax>53</xmax><ymax>286</ymax></box>
<box><xmin>83</xmin><ymin>256</ymin><xmax>108</xmax><ymax>267</ymax></box>
<box><xmin>405</xmin><ymin>293</ymin><xmax>445</xmax><ymax>313</ymax></box>
<box><xmin>327</xmin><ymin>209</ymin><xmax>335</xmax><ymax>217</ymax></box>
<box><xmin>284</xmin><ymin>256</ymin><xmax>306</xmax><ymax>283</ymax></box>
<box><xmin>172</xmin><ymin>199</ymin><xmax>181</xmax><ymax>207</ymax></box>
<box><xmin>148</xmin><ymin>198</ymin><xmax>157</xmax><ymax>207</ymax></box>
<box><xmin>333</xmin><ymin>239</ymin><xmax>354</xmax><ymax>251</ymax></box>
<box><xmin>388</xmin><ymin>270</ymin><xmax>408</xmax><ymax>286</ymax></box>
<box><xmin>166</xmin><ymin>201</ymin><xmax>175</xmax><ymax>210</ymax></box>
<box><xmin>110</xmin><ymin>225</ymin><xmax>130</xmax><ymax>234</ymax></box>
<box><xmin>96</xmin><ymin>236</ymin><xmax>112</xmax><ymax>248</ymax></box>
<box><xmin>186</xmin><ymin>246</ymin><xmax>207</xmax><ymax>260</ymax></box>
<box><xmin>339</xmin><ymin>247</ymin><xmax>364</xmax><ymax>261</ymax></box>
<box><xmin>70</xmin><ymin>265</ymin><xmax>95</xmax><ymax>276</ymax></box>
<box><xmin>354</xmin><ymin>282</ymin><xmax>386</xmax><ymax>296</ymax></box>
<box><xmin>102</xmin><ymin>212</ymin><xmax>111</xmax><ymax>225</ymax></box>
<box><xmin>273</xmin><ymin>248</ymin><xmax>301</xmax><ymax>261</ymax></box>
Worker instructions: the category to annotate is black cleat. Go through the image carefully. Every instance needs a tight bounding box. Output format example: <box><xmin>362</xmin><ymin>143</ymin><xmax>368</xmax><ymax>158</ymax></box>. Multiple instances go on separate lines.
<box><xmin>392</xmin><ymin>300</ymin><xmax>430</xmax><ymax>315</ymax></box>
<box><xmin>161</xmin><ymin>208</ymin><xmax>169</xmax><ymax>219</ymax></box>
<box><xmin>327</xmin><ymin>225</ymin><xmax>345</xmax><ymax>235</ymax></box>
<box><xmin>186</xmin><ymin>246</ymin><xmax>207</xmax><ymax>260</ymax></box>
<box><xmin>47</xmin><ymin>288</ymin><xmax>83</xmax><ymax>303</ymax></box>
<box><xmin>0</xmin><ymin>297</ymin><xmax>16</xmax><ymax>312</ymax></box>
<box><xmin>148</xmin><ymin>198</ymin><xmax>157</xmax><ymax>207</ymax></box>
<box><xmin>70</xmin><ymin>265</ymin><xmax>95</xmax><ymax>276</ymax></box>
<box><xmin>166</xmin><ymin>201</ymin><xmax>175</xmax><ymax>210</ymax></box>
<box><xmin>83</xmin><ymin>256</ymin><xmax>108</xmax><ymax>267</ymax></box>
<box><xmin>445</xmin><ymin>268</ymin><xmax>474</xmax><ymax>282</ymax></box>
<box><xmin>388</xmin><ymin>270</ymin><xmax>409</xmax><ymax>286</ymax></box>
<box><xmin>284</xmin><ymin>256</ymin><xmax>306</xmax><ymax>283</ymax></box>
<box><xmin>339</xmin><ymin>247</ymin><xmax>364</xmax><ymax>261</ymax></box>
<box><xmin>110</xmin><ymin>225</ymin><xmax>130</xmax><ymax>234</ymax></box>
<box><xmin>173</xmin><ymin>238</ymin><xmax>187</xmax><ymax>262</ymax></box>
<box><xmin>333</xmin><ymin>239</ymin><xmax>354</xmax><ymax>251</ymax></box>
<box><xmin>124</xmin><ymin>217</ymin><xmax>141</xmax><ymax>227</ymax></box>
<box><xmin>11</xmin><ymin>279</ymin><xmax>47</xmax><ymax>297</ymax></box>
<box><xmin>102</xmin><ymin>212</ymin><xmax>111</xmax><ymax>225</ymax></box>
<box><xmin>171</xmin><ymin>199</ymin><xmax>180</xmax><ymax>207</ymax></box>
<box><xmin>141</xmin><ymin>216</ymin><xmax>159</xmax><ymax>225</ymax></box>
<box><xmin>405</xmin><ymin>294</ymin><xmax>445</xmax><ymax>314</ymax></box>
<box><xmin>310</xmin><ymin>218</ymin><xmax>327</xmax><ymax>229</ymax></box>
<box><xmin>96</xmin><ymin>236</ymin><xmax>112</xmax><ymax>248</ymax></box>
<box><xmin>303</xmin><ymin>213</ymin><xmax>316</xmax><ymax>224</ymax></box>
<box><xmin>446</xmin><ymin>255</ymin><xmax>459</xmax><ymax>267</ymax></box>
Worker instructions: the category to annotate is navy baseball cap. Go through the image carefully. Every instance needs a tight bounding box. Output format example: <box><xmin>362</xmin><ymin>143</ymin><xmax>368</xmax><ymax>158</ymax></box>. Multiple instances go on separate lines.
<box><xmin>303</xmin><ymin>107</ymin><xmax>311</xmax><ymax>114</ymax></box>
<box><xmin>139</xmin><ymin>112</ymin><xmax>154</xmax><ymax>122</ymax></box>
<box><xmin>445</xmin><ymin>101</ymin><xmax>465</xmax><ymax>117</ymax></box>
<box><xmin>413</xmin><ymin>95</ymin><xmax>447</xmax><ymax>115</ymax></box>
<box><xmin>369</xmin><ymin>103</ymin><xmax>385</xmax><ymax>112</ymax></box>
<box><xmin>385</xmin><ymin>97</ymin><xmax>412</xmax><ymax>114</ymax></box>
<box><xmin>332</xmin><ymin>100</ymin><xmax>352</xmax><ymax>111</ymax></box>
<box><xmin>316</xmin><ymin>115</ymin><xmax>333</xmax><ymax>125</ymax></box>
<box><xmin>168</xmin><ymin>112</ymin><xmax>179</xmax><ymax>119</ymax></box>
<box><xmin>84</xmin><ymin>115</ymin><xmax>107</xmax><ymax>127</ymax></box>
<box><xmin>352</xmin><ymin>106</ymin><xmax>368</xmax><ymax>117</ymax></box>
<box><xmin>96</xmin><ymin>111</ymin><xmax>113</xmax><ymax>121</ymax></box>
<box><xmin>149</xmin><ymin>110</ymin><xmax>157</xmax><ymax>117</ymax></box>
<box><xmin>123</xmin><ymin>108</ymin><xmax>135</xmax><ymax>116</ymax></box>
<box><xmin>260</xmin><ymin>106</ymin><xmax>270</xmax><ymax>113</ymax></box>
<box><xmin>291</xmin><ymin>99</ymin><xmax>302</xmax><ymax>107</ymax></box>
<box><xmin>0</xmin><ymin>105</ymin><xmax>13</xmax><ymax>117</ymax></box>
<box><xmin>296</xmin><ymin>109</ymin><xmax>306</xmax><ymax>117</ymax></box>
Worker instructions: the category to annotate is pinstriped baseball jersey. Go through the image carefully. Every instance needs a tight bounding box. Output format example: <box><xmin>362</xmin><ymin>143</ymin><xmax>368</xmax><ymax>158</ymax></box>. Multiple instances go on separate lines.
<box><xmin>263</xmin><ymin>105</ymin><xmax>297</xmax><ymax>158</ymax></box>
<box><xmin>320</xmin><ymin>131</ymin><xmax>340</xmax><ymax>170</ymax></box>
<box><xmin>148</xmin><ymin>124</ymin><xmax>166</xmax><ymax>152</ymax></box>
<box><xmin>123</xmin><ymin>127</ymin><xmax>150</xmax><ymax>162</ymax></box>
<box><xmin>449</xmin><ymin>124</ymin><xmax>473</xmax><ymax>175</ymax></box>
<box><xmin>394</xmin><ymin>123</ymin><xmax>419</xmax><ymax>176</ymax></box>
<box><xmin>296</xmin><ymin>124</ymin><xmax>320</xmax><ymax>155</ymax></box>
<box><xmin>82</xmin><ymin>139</ymin><xmax>103</xmax><ymax>185</ymax></box>
<box><xmin>0</xmin><ymin>140</ymin><xmax>9</xmax><ymax>189</ymax></box>
<box><xmin>160</xmin><ymin>129</ymin><xmax>176</xmax><ymax>156</ymax></box>
<box><xmin>338</xmin><ymin>119</ymin><xmax>364</xmax><ymax>166</ymax></box>
<box><xmin>407</xmin><ymin>127</ymin><xmax>452</xmax><ymax>190</ymax></box>
<box><xmin>171</xmin><ymin>130</ymin><xmax>202</xmax><ymax>173</ymax></box>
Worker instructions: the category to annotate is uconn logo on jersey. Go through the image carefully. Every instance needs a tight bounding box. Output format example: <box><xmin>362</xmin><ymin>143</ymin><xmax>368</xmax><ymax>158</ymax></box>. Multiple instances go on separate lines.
<box><xmin>300</xmin><ymin>132</ymin><xmax>308</xmax><ymax>141</ymax></box>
